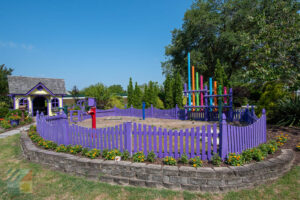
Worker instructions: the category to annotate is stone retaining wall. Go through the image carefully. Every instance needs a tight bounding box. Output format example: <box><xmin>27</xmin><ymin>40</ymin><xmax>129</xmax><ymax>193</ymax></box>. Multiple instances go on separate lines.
<box><xmin>20</xmin><ymin>133</ymin><xmax>295</xmax><ymax>192</ymax></box>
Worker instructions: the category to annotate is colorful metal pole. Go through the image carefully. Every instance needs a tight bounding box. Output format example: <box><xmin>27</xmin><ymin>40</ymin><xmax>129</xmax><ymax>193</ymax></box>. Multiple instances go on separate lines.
<box><xmin>200</xmin><ymin>75</ymin><xmax>203</xmax><ymax>109</ymax></box>
<box><xmin>209</xmin><ymin>77</ymin><xmax>213</xmax><ymax>110</ymax></box>
<box><xmin>188</xmin><ymin>52</ymin><xmax>191</xmax><ymax>110</ymax></box>
<box><xmin>214</xmin><ymin>81</ymin><xmax>217</xmax><ymax>108</ymax></box>
<box><xmin>196</xmin><ymin>72</ymin><xmax>199</xmax><ymax>111</ymax></box>
<box><xmin>224</xmin><ymin>87</ymin><xmax>227</xmax><ymax>104</ymax></box>
<box><xmin>192</xmin><ymin>66</ymin><xmax>195</xmax><ymax>111</ymax></box>
<box><xmin>142</xmin><ymin>102</ymin><xmax>145</xmax><ymax>120</ymax></box>
<box><xmin>218</xmin><ymin>85</ymin><xmax>222</xmax><ymax>122</ymax></box>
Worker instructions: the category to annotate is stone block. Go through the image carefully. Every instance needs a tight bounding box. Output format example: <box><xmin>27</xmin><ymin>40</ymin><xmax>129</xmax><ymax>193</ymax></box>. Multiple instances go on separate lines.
<box><xmin>145</xmin><ymin>164</ymin><xmax>162</xmax><ymax>175</ymax></box>
<box><xmin>207</xmin><ymin>179</ymin><xmax>225</xmax><ymax>186</ymax></box>
<box><xmin>130</xmin><ymin>162</ymin><xmax>146</xmax><ymax>173</ymax></box>
<box><xmin>213</xmin><ymin>167</ymin><xmax>235</xmax><ymax>178</ymax></box>
<box><xmin>129</xmin><ymin>179</ymin><xmax>145</xmax><ymax>187</ymax></box>
<box><xmin>181</xmin><ymin>184</ymin><xmax>199</xmax><ymax>191</ymax></box>
<box><xmin>136</xmin><ymin>173</ymin><xmax>151</xmax><ymax>180</ymax></box>
<box><xmin>189</xmin><ymin>178</ymin><xmax>207</xmax><ymax>185</ymax></box>
<box><xmin>196</xmin><ymin>168</ymin><xmax>216</xmax><ymax>178</ymax></box>
<box><xmin>163</xmin><ymin>166</ymin><xmax>179</xmax><ymax>176</ymax></box>
<box><xmin>113</xmin><ymin>177</ymin><xmax>129</xmax><ymax>185</ymax></box>
<box><xmin>179</xmin><ymin>166</ymin><xmax>197</xmax><ymax>177</ymax></box>
<box><xmin>145</xmin><ymin>181</ymin><xmax>163</xmax><ymax>188</ymax></box>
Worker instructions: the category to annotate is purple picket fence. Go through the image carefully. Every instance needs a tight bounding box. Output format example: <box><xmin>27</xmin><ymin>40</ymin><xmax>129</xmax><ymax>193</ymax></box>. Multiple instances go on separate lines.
<box><xmin>37</xmin><ymin>108</ymin><xmax>266</xmax><ymax>160</ymax></box>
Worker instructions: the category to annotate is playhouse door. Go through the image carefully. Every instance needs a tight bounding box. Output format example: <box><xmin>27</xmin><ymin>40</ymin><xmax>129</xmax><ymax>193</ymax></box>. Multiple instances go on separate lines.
<box><xmin>33</xmin><ymin>96</ymin><xmax>48</xmax><ymax>116</ymax></box>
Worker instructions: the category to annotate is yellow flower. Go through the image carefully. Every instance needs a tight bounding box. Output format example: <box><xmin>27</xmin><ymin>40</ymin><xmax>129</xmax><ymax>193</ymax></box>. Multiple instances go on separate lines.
<box><xmin>141</xmin><ymin>159</ymin><xmax>144</xmax><ymax>162</ymax></box>
<box><xmin>237</xmin><ymin>164</ymin><xmax>240</xmax><ymax>166</ymax></box>
<box><xmin>193</xmin><ymin>164</ymin><xmax>196</xmax><ymax>167</ymax></box>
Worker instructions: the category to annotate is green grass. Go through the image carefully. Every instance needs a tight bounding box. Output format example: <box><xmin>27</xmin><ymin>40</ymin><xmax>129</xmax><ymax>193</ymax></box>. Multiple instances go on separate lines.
<box><xmin>0</xmin><ymin>134</ymin><xmax>299</xmax><ymax>200</ymax></box>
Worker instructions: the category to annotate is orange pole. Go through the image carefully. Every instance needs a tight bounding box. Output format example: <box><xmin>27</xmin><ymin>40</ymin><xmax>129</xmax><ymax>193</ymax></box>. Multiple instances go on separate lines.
<box><xmin>214</xmin><ymin>81</ymin><xmax>217</xmax><ymax>111</ymax></box>
<box><xmin>192</xmin><ymin>66</ymin><xmax>195</xmax><ymax>111</ymax></box>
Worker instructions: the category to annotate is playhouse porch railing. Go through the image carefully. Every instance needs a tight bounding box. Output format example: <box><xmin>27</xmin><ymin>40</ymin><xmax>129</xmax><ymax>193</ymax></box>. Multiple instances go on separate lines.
<box><xmin>36</xmin><ymin>108</ymin><xmax>266</xmax><ymax>160</ymax></box>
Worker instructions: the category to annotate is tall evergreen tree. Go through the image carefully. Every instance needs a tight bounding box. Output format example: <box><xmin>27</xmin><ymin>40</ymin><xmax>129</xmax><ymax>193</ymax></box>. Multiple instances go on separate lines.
<box><xmin>164</xmin><ymin>74</ymin><xmax>174</xmax><ymax>109</ymax></box>
<box><xmin>133</xmin><ymin>82</ymin><xmax>142</xmax><ymax>108</ymax></box>
<box><xmin>0</xmin><ymin>64</ymin><xmax>13</xmax><ymax>104</ymax></box>
<box><xmin>173</xmin><ymin>72</ymin><xmax>183</xmax><ymax>108</ymax></box>
<box><xmin>148</xmin><ymin>81</ymin><xmax>156</xmax><ymax>107</ymax></box>
<box><xmin>143</xmin><ymin>85</ymin><xmax>150</xmax><ymax>107</ymax></box>
<box><xmin>127</xmin><ymin>77</ymin><xmax>134</xmax><ymax>107</ymax></box>
<box><xmin>214</xmin><ymin>59</ymin><xmax>228</xmax><ymax>87</ymax></box>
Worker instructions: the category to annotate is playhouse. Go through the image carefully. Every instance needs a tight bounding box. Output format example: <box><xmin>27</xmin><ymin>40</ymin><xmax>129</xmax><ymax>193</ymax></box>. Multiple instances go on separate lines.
<box><xmin>7</xmin><ymin>76</ymin><xmax>66</xmax><ymax>116</ymax></box>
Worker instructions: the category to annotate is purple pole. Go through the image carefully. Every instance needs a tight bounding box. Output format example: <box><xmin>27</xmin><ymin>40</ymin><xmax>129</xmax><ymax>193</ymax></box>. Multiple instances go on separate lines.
<box><xmin>220</xmin><ymin>113</ymin><xmax>228</xmax><ymax>160</ymax></box>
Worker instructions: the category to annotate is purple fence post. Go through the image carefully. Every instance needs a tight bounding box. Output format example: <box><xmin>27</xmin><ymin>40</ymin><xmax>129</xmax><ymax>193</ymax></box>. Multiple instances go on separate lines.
<box><xmin>62</xmin><ymin>113</ymin><xmax>69</xmax><ymax>145</ymax></box>
<box><xmin>125</xmin><ymin>122</ymin><xmax>132</xmax><ymax>156</ymax></box>
<box><xmin>220</xmin><ymin>113</ymin><xmax>228</xmax><ymax>160</ymax></box>
<box><xmin>151</xmin><ymin>104</ymin><xmax>153</xmax><ymax>118</ymax></box>
<box><xmin>262</xmin><ymin>108</ymin><xmax>267</xmax><ymax>143</ymax></box>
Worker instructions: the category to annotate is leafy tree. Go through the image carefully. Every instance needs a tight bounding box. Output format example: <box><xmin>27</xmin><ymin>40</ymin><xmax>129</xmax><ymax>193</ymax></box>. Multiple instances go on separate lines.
<box><xmin>83</xmin><ymin>83</ymin><xmax>110</xmax><ymax>109</ymax></box>
<box><xmin>0</xmin><ymin>64</ymin><xmax>13</xmax><ymax>104</ymax></box>
<box><xmin>148</xmin><ymin>81</ymin><xmax>157</xmax><ymax>107</ymax></box>
<box><xmin>214</xmin><ymin>59</ymin><xmax>228</xmax><ymax>87</ymax></box>
<box><xmin>162</xmin><ymin>0</ymin><xmax>300</xmax><ymax>89</ymax></box>
<box><xmin>107</xmin><ymin>96</ymin><xmax>125</xmax><ymax>109</ymax></box>
<box><xmin>69</xmin><ymin>85</ymin><xmax>80</xmax><ymax>104</ymax></box>
<box><xmin>173</xmin><ymin>72</ymin><xmax>183</xmax><ymax>108</ymax></box>
<box><xmin>127</xmin><ymin>78</ymin><xmax>134</xmax><ymax>107</ymax></box>
<box><xmin>143</xmin><ymin>84</ymin><xmax>150</xmax><ymax>107</ymax></box>
<box><xmin>133</xmin><ymin>82</ymin><xmax>142</xmax><ymax>108</ymax></box>
<box><xmin>164</xmin><ymin>74</ymin><xmax>174</xmax><ymax>109</ymax></box>
<box><xmin>108</xmin><ymin>84</ymin><xmax>124</xmax><ymax>95</ymax></box>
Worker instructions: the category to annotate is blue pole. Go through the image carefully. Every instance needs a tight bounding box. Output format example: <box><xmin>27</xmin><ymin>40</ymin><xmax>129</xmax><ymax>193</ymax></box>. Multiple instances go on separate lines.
<box><xmin>209</xmin><ymin>77</ymin><xmax>213</xmax><ymax>111</ymax></box>
<box><xmin>188</xmin><ymin>52</ymin><xmax>191</xmax><ymax>110</ymax></box>
<box><xmin>142</xmin><ymin>102</ymin><xmax>145</xmax><ymax>120</ymax></box>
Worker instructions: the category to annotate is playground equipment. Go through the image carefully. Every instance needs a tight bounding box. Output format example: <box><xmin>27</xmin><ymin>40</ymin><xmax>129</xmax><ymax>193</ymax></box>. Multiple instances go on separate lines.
<box><xmin>184</xmin><ymin>52</ymin><xmax>233</xmax><ymax>121</ymax></box>
<box><xmin>87</xmin><ymin>98</ymin><xmax>97</xmax><ymax>129</ymax></box>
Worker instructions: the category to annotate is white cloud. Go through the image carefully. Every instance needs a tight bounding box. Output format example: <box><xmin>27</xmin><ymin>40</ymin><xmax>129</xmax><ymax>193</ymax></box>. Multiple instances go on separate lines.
<box><xmin>0</xmin><ymin>41</ymin><xmax>34</xmax><ymax>50</ymax></box>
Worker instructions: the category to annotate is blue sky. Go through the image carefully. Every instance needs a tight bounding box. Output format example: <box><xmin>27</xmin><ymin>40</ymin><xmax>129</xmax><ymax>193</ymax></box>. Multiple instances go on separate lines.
<box><xmin>0</xmin><ymin>0</ymin><xmax>193</xmax><ymax>91</ymax></box>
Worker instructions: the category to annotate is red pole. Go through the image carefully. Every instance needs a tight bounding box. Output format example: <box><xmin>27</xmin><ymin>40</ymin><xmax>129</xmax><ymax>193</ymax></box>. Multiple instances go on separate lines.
<box><xmin>91</xmin><ymin>107</ymin><xmax>96</xmax><ymax>129</ymax></box>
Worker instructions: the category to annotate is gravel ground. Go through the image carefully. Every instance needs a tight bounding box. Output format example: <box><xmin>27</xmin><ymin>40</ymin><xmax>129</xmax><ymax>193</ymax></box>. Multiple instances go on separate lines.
<box><xmin>75</xmin><ymin>116</ymin><xmax>217</xmax><ymax>130</ymax></box>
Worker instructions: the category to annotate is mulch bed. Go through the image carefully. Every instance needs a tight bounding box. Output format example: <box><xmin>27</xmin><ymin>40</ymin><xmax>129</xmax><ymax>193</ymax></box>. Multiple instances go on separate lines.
<box><xmin>28</xmin><ymin>124</ymin><xmax>300</xmax><ymax>168</ymax></box>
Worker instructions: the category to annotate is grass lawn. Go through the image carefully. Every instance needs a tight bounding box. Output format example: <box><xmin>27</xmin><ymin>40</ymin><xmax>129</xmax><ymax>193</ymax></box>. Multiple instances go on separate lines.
<box><xmin>0</xmin><ymin>134</ymin><xmax>299</xmax><ymax>200</ymax></box>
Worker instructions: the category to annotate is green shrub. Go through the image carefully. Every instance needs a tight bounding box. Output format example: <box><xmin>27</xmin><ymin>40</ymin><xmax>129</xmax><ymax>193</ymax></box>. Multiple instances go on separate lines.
<box><xmin>266</xmin><ymin>143</ymin><xmax>277</xmax><ymax>154</ymax></box>
<box><xmin>82</xmin><ymin>148</ymin><xmax>89</xmax><ymax>156</ymax></box>
<box><xmin>56</xmin><ymin>145</ymin><xmax>68</xmax><ymax>152</ymax></box>
<box><xmin>272</xmin><ymin>96</ymin><xmax>300</xmax><ymax>127</ymax></box>
<box><xmin>133</xmin><ymin>151</ymin><xmax>145</xmax><ymax>162</ymax></box>
<box><xmin>226</xmin><ymin>153</ymin><xmax>244</xmax><ymax>166</ymax></box>
<box><xmin>242</xmin><ymin>149</ymin><xmax>253</xmax><ymax>163</ymax></box>
<box><xmin>104</xmin><ymin>149</ymin><xmax>121</xmax><ymax>160</ymax></box>
<box><xmin>178</xmin><ymin>153</ymin><xmax>189</xmax><ymax>164</ymax></box>
<box><xmin>0</xmin><ymin>119</ymin><xmax>11</xmax><ymax>129</ymax></box>
<box><xmin>102</xmin><ymin>149</ymin><xmax>109</xmax><ymax>158</ymax></box>
<box><xmin>189</xmin><ymin>156</ymin><xmax>203</xmax><ymax>168</ymax></box>
<box><xmin>69</xmin><ymin>145</ymin><xmax>83</xmax><ymax>154</ymax></box>
<box><xmin>163</xmin><ymin>156</ymin><xmax>176</xmax><ymax>165</ymax></box>
<box><xmin>258</xmin><ymin>144</ymin><xmax>269</xmax><ymax>156</ymax></box>
<box><xmin>146</xmin><ymin>151</ymin><xmax>156</xmax><ymax>163</ymax></box>
<box><xmin>251</xmin><ymin>148</ymin><xmax>265</xmax><ymax>161</ymax></box>
<box><xmin>121</xmin><ymin>150</ymin><xmax>130</xmax><ymax>160</ymax></box>
<box><xmin>211</xmin><ymin>153</ymin><xmax>222</xmax><ymax>166</ymax></box>
<box><xmin>85</xmin><ymin>149</ymin><xmax>100</xmax><ymax>159</ymax></box>
<box><xmin>0</xmin><ymin>107</ymin><xmax>9</xmax><ymax>118</ymax></box>
<box><xmin>29</xmin><ymin>125</ymin><xmax>36</xmax><ymax>131</ymax></box>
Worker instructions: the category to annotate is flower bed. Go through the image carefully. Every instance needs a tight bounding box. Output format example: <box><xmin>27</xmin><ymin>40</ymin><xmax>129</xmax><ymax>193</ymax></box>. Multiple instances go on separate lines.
<box><xmin>28</xmin><ymin>125</ymin><xmax>290</xmax><ymax>168</ymax></box>
<box><xmin>0</xmin><ymin>109</ymin><xmax>33</xmax><ymax>131</ymax></box>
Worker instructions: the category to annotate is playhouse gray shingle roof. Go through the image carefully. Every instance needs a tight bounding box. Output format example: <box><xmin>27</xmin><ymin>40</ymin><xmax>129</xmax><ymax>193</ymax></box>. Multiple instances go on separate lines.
<box><xmin>7</xmin><ymin>76</ymin><xmax>66</xmax><ymax>95</ymax></box>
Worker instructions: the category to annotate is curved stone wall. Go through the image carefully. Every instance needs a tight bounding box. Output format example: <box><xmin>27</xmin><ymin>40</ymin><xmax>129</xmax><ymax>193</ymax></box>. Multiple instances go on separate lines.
<box><xmin>20</xmin><ymin>133</ymin><xmax>295</xmax><ymax>192</ymax></box>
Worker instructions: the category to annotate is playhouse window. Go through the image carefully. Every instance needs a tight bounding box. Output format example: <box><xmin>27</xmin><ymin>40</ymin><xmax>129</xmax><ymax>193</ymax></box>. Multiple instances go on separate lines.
<box><xmin>19</xmin><ymin>98</ymin><xmax>28</xmax><ymax>108</ymax></box>
<box><xmin>51</xmin><ymin>98</ymin><xmax>59</xmax><ymax>108</ymax></box>
<box><xmin>37</xmin><ymin>85</ymin><xmax>43</xmax><ymax>91</ymax></box>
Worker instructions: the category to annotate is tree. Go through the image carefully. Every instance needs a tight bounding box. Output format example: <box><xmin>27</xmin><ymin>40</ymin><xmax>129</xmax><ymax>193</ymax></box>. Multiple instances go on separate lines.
<box><xmin>162</xmin><ymin>0</ymin><xmax>300</xmax><ymax>89</ymax></box>
<box><xmin>133</xmin><ymin>82</ymin><xmax>142</xmax><ymax>108</ymax></box>
<box><xmin>214</xmin><ymin>59</ymin><xmax>228</xmax><ymax>87</ymax></box>
<box><xmin>164</xmin><ymin>74</ymin><xmax>174</xmax><ymax>109</ymax></box>
<box><xmin>108</xmin><ymin>84</ymin><xmax>124</xmax><ymax>95</ymax></box>
<box><xmin>127</xmin><ymin>78</ymin><xmax>134</xmax><ymax>107</ymax></box>
<box><xmin>143</xmin><ymin>84</ymin><xmax>150</xmax><ymax>107</ymax></box>
<box><xmin>173</xmin><ymin>72</ymin><xmax>183</xmax><ymax>108</ymax></box>
<box><xmin>83</xmin><ymin>83</ymin><xmax>110</xmax><ymax>109</ymax></box>
<box><xmin>0</xmin><ymin>64</ymin><xmax>13</xmax><ymax>104</ymax></box>
<box><xmin>70</xmin><ymin>85</ymin><xmax>80</xmax><ymax>104</ymax></box>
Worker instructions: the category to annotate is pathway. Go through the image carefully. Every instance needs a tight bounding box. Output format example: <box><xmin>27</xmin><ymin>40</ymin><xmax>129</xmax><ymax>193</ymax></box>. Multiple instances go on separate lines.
<box><xmin>0</xmin><ymin>123</ymin><xmax>35</xmax><ymax>139</ymax></box>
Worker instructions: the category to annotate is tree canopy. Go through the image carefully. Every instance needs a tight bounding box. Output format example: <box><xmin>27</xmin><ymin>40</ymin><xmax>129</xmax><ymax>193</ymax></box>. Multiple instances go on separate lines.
<box><xmin>162</xmin><ymin>0</ymin><xmax>300</xmax><ymax>89</ymax></box>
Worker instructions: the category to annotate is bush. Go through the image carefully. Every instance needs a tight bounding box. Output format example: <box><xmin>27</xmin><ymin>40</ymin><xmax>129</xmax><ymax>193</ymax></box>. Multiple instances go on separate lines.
<box><xmin>29</xmin><ymin>125</ymin><xmax>36</xmax><ymax>131</ymax></box>
<box><xmin>266</xmin><ymin>143</ymin><xmax>277</xmax><ymax>154</ymax></box>
<box><xmin>82</xmin><ymin>148</ymin><xmax>89</xmax><ymax>156</ymax></box>
<box><xmin>133</xmin><ymin>151</ymin><xmax>145</xmax><ymax>162</ymax></box>
<box><xmin>178</xmin><ymin>153</ymin><xmax>189</xmax><ymax>164</ymax></box>
<box><xmin>0</xmin><ymin>107</ymin><xmax>9</xmax><ymax>118</ymax></box>
<box><xmin>163</xmin><ymin>156</ymin><xmax>176</xmax><ymax>165</ymax></box>
<box><xmin>242</xmin><ymin>149</ymin><xmax>253</xmax><ymax>163</ymax></box>
<box><xmin>226</xmin><ymin>153</ymin><xmax>244</xmax><ymax>166</ymax></box>
<box><xmin>69</xmin><ymin>145</ymin><xmax>83</xmax><ymax>154</ymax></box>
<box><xmin>146</xmin><ymin>151</ymin><xmax>156</xmax><ymax>163</ymax></box>
<box><xmin>121</xmin><ymin>150</ymin><xmax>130</xmax><ymax>160</ymax></box>
<box><xmin>0</xmin><ymin>119</ymin><xmax>11</xmax><ymax>129</ymax></box>
<box><xmin>189</xmin><ymin>156</ymin><xmax>203</xmax><ymax>168</ymax></box>
<box><xmin>102</xmin><ymin>149</ymin><xmax>109</xmax><ymax>158</ymax></box>
<box><xmin>104</xmin><ymin>149</ymin><xmax>121</xmax><ymax>160</ymax></box>
<box><xmin>271</xmin><ymin>96</ymin><xmax>300</xmax><ymax>127</ymax></box>
<box><xmin>251</xmin><ymin>148</ymin><xmax>265</xmax><ymax>161</ymax></box>
<box><xmin>211</xmin><ymin>153</ymin><xmax>222</xmax><ymax>166</ymax></box>
<box><xmin>258</xmin><ymin>144</ymin><xmax>269</xmax><ymax>156</ymax></box>
<box><xmin>56</xmin><ymin>145</ymin><xmax>68</xmax><ymax>152</ymax></box>
<box><xmin>85</xmin><ymin>149</ymin><xmax>100</xmax><ymax>159</ymax></box>
<box><xmin>276</xmin><ymin>133</ymin><xmax>288</xmax><ymax>146</ymax></box>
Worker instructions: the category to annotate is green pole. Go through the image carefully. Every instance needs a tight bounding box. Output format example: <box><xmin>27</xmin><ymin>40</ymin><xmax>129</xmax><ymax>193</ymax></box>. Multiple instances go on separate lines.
<box><xmin>196</xmin><ymin>72</ymin><xmax>199</xmax><ymax>111</ymax></box>
<box><xmin>218</xmin><ymin>85</ymin><xmax>222</xmax><ymax>122</ymax></box>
